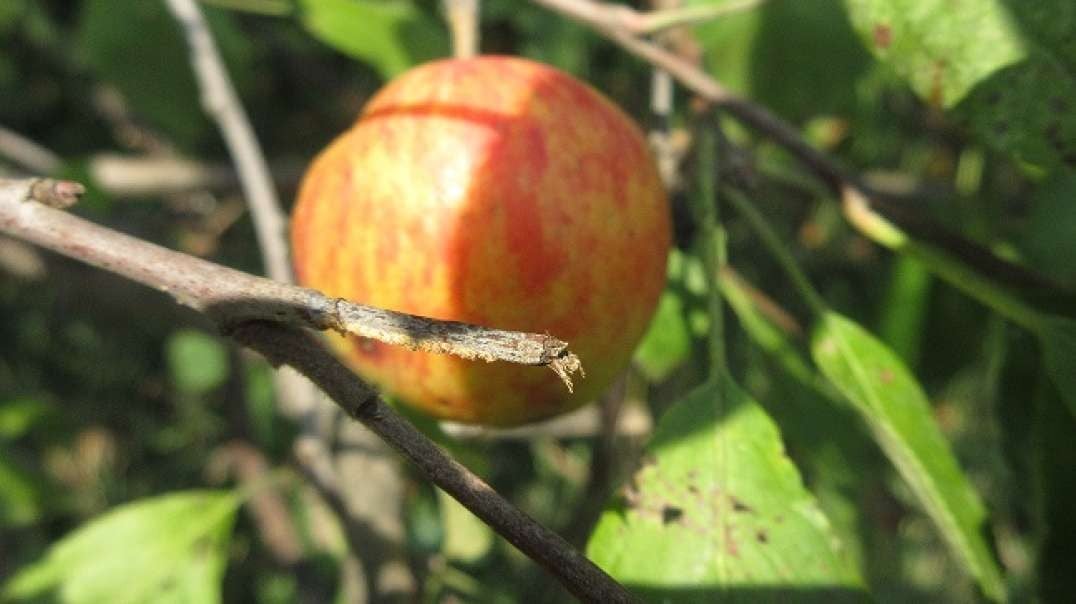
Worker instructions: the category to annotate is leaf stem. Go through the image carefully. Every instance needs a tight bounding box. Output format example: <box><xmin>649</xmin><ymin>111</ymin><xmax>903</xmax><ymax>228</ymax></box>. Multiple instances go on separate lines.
<box><xmin>693</xmin><ymin>128</ymin><xmax>727</xmax><ymax>378</ymax></box>
<box><xmin>724</xmin><ymin>187</ymin><xmax>829</xmax><ymax>317</ymax></box>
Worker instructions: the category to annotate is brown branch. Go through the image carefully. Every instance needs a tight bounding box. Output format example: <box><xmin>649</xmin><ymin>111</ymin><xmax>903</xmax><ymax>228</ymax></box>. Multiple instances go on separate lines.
<box><xmin>232</xmin><ymin>323</ymin><xmax>634</xmax><ymax>603</ymax></box>
<box><xmin>531</xmin><ymin>0</ymin><xmax>1069</xmax><ymax>298</ymax></box>
<box><xmin>0</xmin><ymin>176</ymin><xmax>627</xmax><ymax>602</ymax></box>
<box><xmin>164</xmin><ymin>0</ymin><xmax>292</xmax><ymax>284</ymax></box>
<box><xmin>0</xmin><ymin>178</ymin><xmax>582</xmax><ymax>385</ymax></box>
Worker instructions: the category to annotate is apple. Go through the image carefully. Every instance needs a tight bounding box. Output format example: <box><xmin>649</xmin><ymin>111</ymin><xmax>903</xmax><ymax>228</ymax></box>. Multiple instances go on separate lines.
<box><xmin>291</xmin><ymin>56</ymin><xmax>670</xmax><ymax>426</ymax></box>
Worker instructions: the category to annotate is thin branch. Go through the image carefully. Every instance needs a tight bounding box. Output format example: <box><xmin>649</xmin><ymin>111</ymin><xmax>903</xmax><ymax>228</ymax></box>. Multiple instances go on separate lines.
<box><xmin>0</xmin><ymin>125</ymin><xmax>62</xmax><ymax>174</ymax></box>
<box><xmin>617</xmin><ymin>0</ymin><xmax>767</xmax><ymax>35</ymax></box>
<box><xmin>0</xmin><ymin>178</ymin><xmax>582</xmax><ymax>385</ymax></box>
<box><xmin>87</xmin><ymin>153</ymin><xmax>303</xmax><ymax>198</ymax></box>
<box><xmin>530</xmin><ymin>0</ymin><xmax>1069</xmax><ymax>298</ymax></box>
<box><xmin>164</xmin><ymin>0</ymin><xmax>292</xmax><ymax>284</ymax></box>
<box><xmin>232</xmin><ymin>323</ymin><xmax>635</xmax><ymax>603</ymax></box>
<box><xmin>0</xmin><ymin>177</ymin><xmax>628</xmax><ymax>601</ymax></box>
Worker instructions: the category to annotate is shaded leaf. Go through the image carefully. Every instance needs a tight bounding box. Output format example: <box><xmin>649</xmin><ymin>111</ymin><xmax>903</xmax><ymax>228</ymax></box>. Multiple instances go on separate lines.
<box><xmin>1032</xmin><ymin>379</ymin><xmax>1076</xmax><ymax>603</ymax></box>
<box><xmin>77</xmin><ymin>0</ymin><xmax>252</xmax><ymax>148</ymax></box>
<box><xmin>0</xmin><ymin>397</ymin><xmax>50</xmax><ymax>441</ymax></box>
<box><xmin>166</xmin><ymin>329</ymin><xmax>229</xmax><ymax>395</ymax></box>
<box><xmin>1038</xmin><ymin>315</ymin><xmax>1076</xmax><ymax>421</ymax></box>
<box><xmin>0</xmin><ymin>453</ymin><xmax>45</xmax><ymax>526</ymax></box>
<box><xmin>1021</xmin><ymin>172</ymin><xmax>1076</xmax><ymax>284</ymax></box>
<box><xmin>692</xmin><ymin>0</ymin><xmax>870</xmax><ymax>120</ymax></box>
<box><xmin>297</xmin><ymin>0</ymin><xmax>447</xmax><ymax>79</ymax></box>
<box><xmin>587</xmin><ymin>376</ymin><xmax>864</xmax><ymax>601</ymax></box>
<box><xmin>811</xmin><ymin>312</ymin><xmax>1005</xmax><ymax>601</ymax></box>
<box><xmin>4</xmin><ymin>490</ymin><xmax>240</xmax><ymax>603</ymax></box>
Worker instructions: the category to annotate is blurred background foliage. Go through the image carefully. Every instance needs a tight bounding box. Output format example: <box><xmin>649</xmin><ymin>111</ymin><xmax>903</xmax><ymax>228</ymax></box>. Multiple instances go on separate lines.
<box><xmin>1</xmin><ymin>0</ymin><xmax>1073</xmax><ymax>602</ymax></box>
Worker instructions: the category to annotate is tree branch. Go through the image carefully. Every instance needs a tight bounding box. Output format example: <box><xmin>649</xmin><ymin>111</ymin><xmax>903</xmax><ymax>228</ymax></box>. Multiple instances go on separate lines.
<box><xmin>164</xmin><ymin>0</ymin><xmax>292</xmax><ymax>284</ymax></box>
<box><xmin>0</xmin><ymin>176</ymin><xmax>626</xmax><ymax>602</ymax></box>
<box><xmin>0</xmin><ymin>178</ymin><xmax>582</xmax><ymax>385</ymax></box>
<box><xmin>530</xmin><ymin>0</ymin><xmax>1069</xmax><ymax>298</ymax></box>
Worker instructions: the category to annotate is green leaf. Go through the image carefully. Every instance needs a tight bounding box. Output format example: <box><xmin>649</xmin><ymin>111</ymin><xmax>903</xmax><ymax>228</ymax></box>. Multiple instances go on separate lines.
<box><xmin>722</xmin><ymin>272</ymin><xmax>877</xmax><ymax>573</ymax></box>
<box><xmin>876</xmin><ymin>256</ymin><xmax>932</xmax><ymax>368</ymax></box>
<box><xmin>0</xmin><ymin>397</ymin><xmax>50</xmax><ymax>441</ymax></box>
<box><xmin>0</xmin><ymin>453</ymin><xmax>45</xmax><ymax>526</ymax></box>
<box><xmin>4</xmin><ymin>490</ymin><xmax>240</xmax><ymax>603</ymax></box>
<box><xmin>634</xmin><ymin>290</ymin><xmax>692</xmax><ymax>382</ymax></box>
<box><xmin>587</xmin><ymin>377</ymin><xmax>864</xmax><ymax>601</ymax></box>
<box><xmin>297</xmin><ymin>0</ymin><xmax>447</xmax><ymax>79</ymax></box>
<box><xmin>77</xmin><ymin>0</ymin><xmax>252</xmax><ymax>148</ymax></box>
<box><xmin>842</xmin><ymin>0</ymin><xmax>1024</xmax><ymax>107</ymax></box>
<box><xmin>1022</xmin><ymin>172</ymin><xmax>1076</xmax><ymax>284</ymax></box>
<box><xmin>1038</xmin><ymin>316</ymin><xmax>1076</xmax><ymax>421</ymax></box>
<box><xmin>1032</xmin><ymin>378</ymin><xmax>1076</xmax><ymax>602</ymax></box>
<box><xmin>437</xmin><ymin>489</ymin><xmax>493</xmax><ymax>563</ymax></box>
<box><xmin>810</xmin><ymin>312</ymin><xmax>1005</xmax><ymax>601</ymax></box>
<box><xmin>166</xmin><ymin>329</ymin><xmax>230</xmax><ymax>395</ymax></box>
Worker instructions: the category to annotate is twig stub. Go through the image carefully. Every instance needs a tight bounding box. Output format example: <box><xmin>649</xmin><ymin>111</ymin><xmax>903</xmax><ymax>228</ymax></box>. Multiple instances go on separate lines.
<box><xmin>28</xmin><ymin>179</ymin><xmax>85</xmax><ymax>209</ymax></box>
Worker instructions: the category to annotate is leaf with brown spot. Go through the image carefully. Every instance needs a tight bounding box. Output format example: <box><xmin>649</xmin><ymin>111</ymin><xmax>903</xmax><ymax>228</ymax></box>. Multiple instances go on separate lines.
<box><xmin>587</xmin><ymin>376</ymin><xmax>864</xmax><ymax>599</ymax></box>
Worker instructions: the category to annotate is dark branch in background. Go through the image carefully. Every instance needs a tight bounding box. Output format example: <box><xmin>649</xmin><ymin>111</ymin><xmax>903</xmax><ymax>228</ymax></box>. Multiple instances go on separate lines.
<box><xmin>531</xmin><ymin>0</ymin><xmax>1069</xmax><ymax>298</ymax></box>
<box><xmin>0</xmin><ymin>177</ymin><xmax>628</xmax><ymax>603</ymax></box>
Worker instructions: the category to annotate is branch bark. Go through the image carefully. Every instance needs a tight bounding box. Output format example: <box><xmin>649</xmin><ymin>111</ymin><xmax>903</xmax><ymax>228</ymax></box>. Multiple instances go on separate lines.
<box><xmin>0</xmin><ymin>178</ymin><xmax>581</xmax><ymax>383</ymax></box>
<box><xmin>164</xmin><ymin>0</ymin><xmax>292</xmax><ymax>284</ymax></box>
<box><xmin>0</xmin><ymin>176</ymin><xmax>628</xmax><ymax>603</ymax></box>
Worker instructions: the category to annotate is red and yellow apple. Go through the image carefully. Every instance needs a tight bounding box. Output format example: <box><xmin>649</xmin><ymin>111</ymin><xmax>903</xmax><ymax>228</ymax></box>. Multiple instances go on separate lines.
<box><xmin>291</xmin><ymin>56</ymin><xmax>670</xmax><ymax>426</ymax></box>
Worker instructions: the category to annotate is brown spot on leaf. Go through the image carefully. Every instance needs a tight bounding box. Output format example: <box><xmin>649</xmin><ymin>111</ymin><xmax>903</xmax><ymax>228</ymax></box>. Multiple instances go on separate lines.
<box><xmin>756</xmin><ymin>529</ymin><xmax>769</xmax><ymax>544</ymax></box>
<box><xmin>872</xmin><ymin>23</ymin><xmax>892</xmax><ymax>49</ymax></box>
<box><xmin>661</xmin><ymin>505</ymin><xmax>683</xmax><ymax>525</ymax></box>
<box><xmin>879</xmin><ymin>369</ymin><xmax>894</xmax><ymax>384</ymax></box>
<box><xmin>731</xmin><ymin>496</ymin><xmax>753</xmax><ymax>513</ymax></box>
<box><xmin>724</xmin><ymin>524</ymin><xmax>739</xmax><ymax>557</ymax></box>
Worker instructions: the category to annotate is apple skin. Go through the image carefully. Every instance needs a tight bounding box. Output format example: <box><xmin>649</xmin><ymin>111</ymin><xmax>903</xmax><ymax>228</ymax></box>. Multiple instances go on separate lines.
<box><xmin>291</xmin><ymin>56</ymin><xmax>670</xmax><ymax>426</ymax></box>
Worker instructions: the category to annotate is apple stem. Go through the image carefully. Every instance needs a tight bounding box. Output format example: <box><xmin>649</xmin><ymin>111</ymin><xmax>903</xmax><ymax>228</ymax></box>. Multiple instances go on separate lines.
<box><xmin>444</xmin><ymin>0</ymin><xmax>480</xmax><ymax>59</ymax></box>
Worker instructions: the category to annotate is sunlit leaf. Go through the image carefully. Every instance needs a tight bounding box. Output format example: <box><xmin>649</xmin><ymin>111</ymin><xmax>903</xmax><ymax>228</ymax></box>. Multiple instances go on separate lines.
<box><xmin>587</xmin><ymin>376</ymin><xmax>864</xmax><ymax>601</ymax></box>
<box><xmin>438</xmin><ymin>489</ymin><xmax>493</xmax><ymax>563</ymax></box>
<box><xmin>842</xmin><ymin>0</ymin><xmax>1024</xmax><ymax>107</ymax></box>
<box><xmin>4</xmin><ymin>490</ymin><xmax>240</xmax><ymax>603</ymax></box>
<box><xmin>297</xmin><ymin>0</ymin><xmax>447</xmax><ymax>78</ymax></box>
<box><xmin>634</xmin><ymin>291</ymin><xmax>693</xmax><ymax>382</ymax></box>
<box><xmin>811</xmin><ymin>312</ymin><xmax>1005</xmax><ymax>601</ymax></box>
